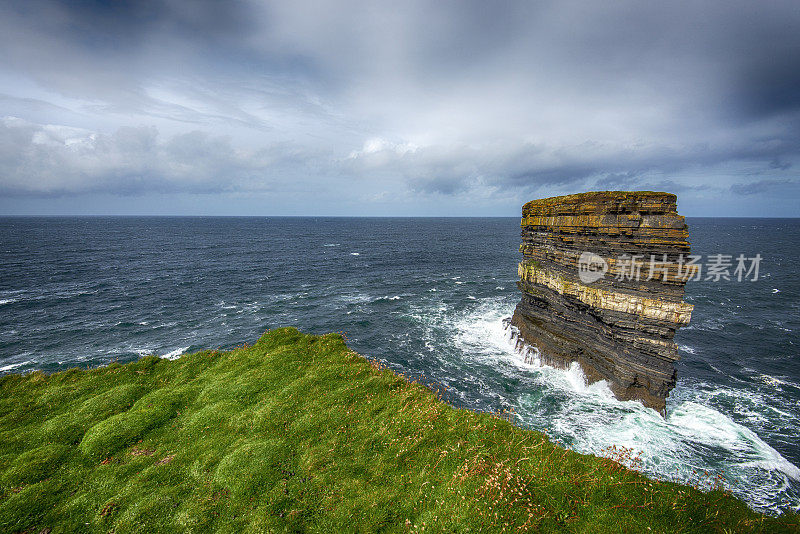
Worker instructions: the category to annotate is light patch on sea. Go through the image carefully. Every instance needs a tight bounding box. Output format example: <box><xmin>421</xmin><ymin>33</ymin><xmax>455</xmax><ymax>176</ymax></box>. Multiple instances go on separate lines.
<box><xmin>408</xmin><ymin>295</ymin><xmax>800</xmax><ymax>514</ymax></box>
<box><xmin>336</xmin><ymin>293</ymin><xmax>373</xmax><ymax>305</ymax></box>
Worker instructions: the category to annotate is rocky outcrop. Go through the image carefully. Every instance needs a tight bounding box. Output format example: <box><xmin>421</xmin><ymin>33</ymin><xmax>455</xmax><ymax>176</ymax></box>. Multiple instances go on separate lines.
<box><xmin>509</xmin><ymin>191</ymin><xmax>693</xmax><ymax>415</ymax></box>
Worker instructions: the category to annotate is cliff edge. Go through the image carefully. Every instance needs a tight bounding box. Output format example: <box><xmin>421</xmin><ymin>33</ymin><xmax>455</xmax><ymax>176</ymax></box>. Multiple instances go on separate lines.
<box><xmin>510</xmin><ymin>191</ymin><xmax>693</xmax><ymax>415</ymax></box>
<box><xmin>2</xmin><ymin>328</ymin><xmax>795</xmax><ymax>531</ymax></box>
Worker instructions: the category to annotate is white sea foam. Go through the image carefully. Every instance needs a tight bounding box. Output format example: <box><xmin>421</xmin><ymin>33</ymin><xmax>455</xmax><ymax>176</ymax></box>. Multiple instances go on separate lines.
<box><xmin>323</xmin><ymin>243</ymin><xmax>340</xmax><ymax>247</ymax></box>
<box><xmin>161</xmin><ymin>346</ymin><xmax>190</xmax><ymax>360</ymax></box>
<box><xmin>755</xmin><ymin>374</ymin><xmax>800</xmax><ymax>391</ymax></box>
<box><xmin>368</xmin><ymin>295</ymin><xmax>403</xmax><ymax>303</ymax></box>
<box><xmin>350</xmin><ymin>252</ymin><xmax>360</xmax><ymax>256</ymax></box>
<box><xmin>758</xmin><ymin>374</ymin><xmax>788</xmax><ymax>389</ymax></box>
<box><xmin>0</xmin><ymin>361</ymin><xmax>28</xmax><ymax>372</ymax></box>
<box><xmin>0</xmin><ymin>299</ymin><xmax>17</xmax><ymax>305</ymax></box>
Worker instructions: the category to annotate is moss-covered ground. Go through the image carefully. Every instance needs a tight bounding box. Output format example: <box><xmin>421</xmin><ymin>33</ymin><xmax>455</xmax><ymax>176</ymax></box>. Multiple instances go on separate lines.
<box><xmin>0</xmin><ymin>328</ymin><xmax>797</xmax><ymax>533</ymax></box>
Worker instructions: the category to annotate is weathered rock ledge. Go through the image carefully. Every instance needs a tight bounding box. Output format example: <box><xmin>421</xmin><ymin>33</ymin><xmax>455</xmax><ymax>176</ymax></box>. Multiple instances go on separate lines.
<box><xmin>509</xmin><ymin>191</ymin><xmax>693</xmax><ymax>415</ymax></box>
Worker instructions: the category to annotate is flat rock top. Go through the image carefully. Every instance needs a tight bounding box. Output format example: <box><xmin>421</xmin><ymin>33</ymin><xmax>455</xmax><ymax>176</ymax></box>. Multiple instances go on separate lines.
<box><xmin>522</xmin><ymin>191</ymin><xmax>678</xmax><ymax>217</ymax></box>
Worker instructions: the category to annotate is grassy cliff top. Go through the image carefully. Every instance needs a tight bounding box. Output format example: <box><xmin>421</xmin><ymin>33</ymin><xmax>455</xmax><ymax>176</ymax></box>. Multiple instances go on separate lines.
<box><xmin>522</xmin><ymin>191</ymin><xmax>679</xmax><ymax>217</ymax></box>
<box><xmin>0</xmin><ymin>328</ymin><xmax>796</xmax><ymax>533</ymax></box>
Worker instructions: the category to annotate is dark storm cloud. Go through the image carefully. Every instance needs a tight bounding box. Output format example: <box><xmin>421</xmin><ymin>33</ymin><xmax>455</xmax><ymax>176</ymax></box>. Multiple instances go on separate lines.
<box><xmin>6</xmin><ymin>0</ymin><xmax>253</xmax><ymax>53</ymax></box>
<box><xmin>730</xmin><ymin>179</ymin><xmax>797</xmax><ymax>196</ymax></box>
<box><xmin>737</xmin><ymin>56</ymin><xmax>800</xmax><ymax>119</ymax></box>
<box><xmin>0</xmin><ymin>0</ymin><xmax>799</xmax><ymax>214</ymax></box>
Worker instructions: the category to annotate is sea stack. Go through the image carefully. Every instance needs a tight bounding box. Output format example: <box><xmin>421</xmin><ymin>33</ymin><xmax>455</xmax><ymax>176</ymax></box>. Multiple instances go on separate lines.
<box><xmin>509</xmin><ymin>191</ymin><xmax>693</xmax><ymax>415</ymax></box>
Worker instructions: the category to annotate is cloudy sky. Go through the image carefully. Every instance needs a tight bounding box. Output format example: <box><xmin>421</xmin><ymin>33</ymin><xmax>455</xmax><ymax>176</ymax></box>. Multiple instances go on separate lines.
<box><xmin>1</xmin><ymin>0</ymin><xmax>798</xmax><ymax>216</ymax></box>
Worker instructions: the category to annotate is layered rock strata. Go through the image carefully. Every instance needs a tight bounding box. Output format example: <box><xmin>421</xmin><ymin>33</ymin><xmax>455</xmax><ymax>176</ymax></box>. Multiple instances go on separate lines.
<box><xmin>509</xmin><ymin>191</ymin><xmax>693</xmax><ymax>415</ymax></box>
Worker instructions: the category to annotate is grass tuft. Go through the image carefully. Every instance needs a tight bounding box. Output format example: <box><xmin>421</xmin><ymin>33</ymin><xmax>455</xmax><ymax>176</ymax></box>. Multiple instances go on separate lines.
<box><xmin>79</xmin><ymin>386</ymin><xmax>194</xmax><ymax>461</ymax></box>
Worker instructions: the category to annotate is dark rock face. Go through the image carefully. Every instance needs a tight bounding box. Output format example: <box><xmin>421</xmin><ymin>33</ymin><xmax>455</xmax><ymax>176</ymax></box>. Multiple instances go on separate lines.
<box><xmin>509</xmin><ymin>191</ymin><xmax>693</xmax><ymax>415</ymax></box>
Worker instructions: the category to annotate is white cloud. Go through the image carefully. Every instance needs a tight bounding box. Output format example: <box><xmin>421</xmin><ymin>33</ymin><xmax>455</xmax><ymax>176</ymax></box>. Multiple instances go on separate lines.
<box><xmin>0</xmin><ymin>117</ymin><xmax>284</xmax><ymax>195</ymax></box>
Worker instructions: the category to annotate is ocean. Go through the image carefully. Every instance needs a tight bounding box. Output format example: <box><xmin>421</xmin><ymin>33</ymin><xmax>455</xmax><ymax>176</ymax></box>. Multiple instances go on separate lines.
<box><xmin>0</xmin><ymin>216</ymin><xmax>798</xmax><ymax>514</ymax></box>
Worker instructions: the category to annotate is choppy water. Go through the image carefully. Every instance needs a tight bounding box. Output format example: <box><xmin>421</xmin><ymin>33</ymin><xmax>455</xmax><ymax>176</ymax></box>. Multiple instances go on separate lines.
<box><xmin>1</xmin><ymin>216</ymin><xmax>798</xmax><ymax>513</ymax></box>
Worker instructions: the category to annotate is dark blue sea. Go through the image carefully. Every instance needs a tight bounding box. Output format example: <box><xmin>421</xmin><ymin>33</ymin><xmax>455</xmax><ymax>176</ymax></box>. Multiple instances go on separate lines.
<box><xmin>1</xmin><ymin>217</ymin><xmax>798</xmax><ymax>513</ymax></box>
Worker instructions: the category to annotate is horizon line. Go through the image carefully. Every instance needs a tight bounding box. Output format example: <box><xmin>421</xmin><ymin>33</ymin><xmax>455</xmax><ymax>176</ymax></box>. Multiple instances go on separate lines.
<box><xmin>1</xmin><ymin>214</ymin><xmax>799</xmax><ymax>219</ymax></box>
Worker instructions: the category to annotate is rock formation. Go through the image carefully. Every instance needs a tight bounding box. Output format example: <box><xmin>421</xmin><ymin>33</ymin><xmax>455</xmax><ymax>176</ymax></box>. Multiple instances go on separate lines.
<box><xmin>509</xmin><ymin>191</ymin><xmax>693</xmax><ymax>415</ymax></box>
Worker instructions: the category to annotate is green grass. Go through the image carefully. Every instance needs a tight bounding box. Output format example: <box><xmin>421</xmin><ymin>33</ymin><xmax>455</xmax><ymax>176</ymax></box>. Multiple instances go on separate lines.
<box><xmin>0</xmin><ymin>327</ymin><xmax>797</xmax><ymax>533</ymax></box>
